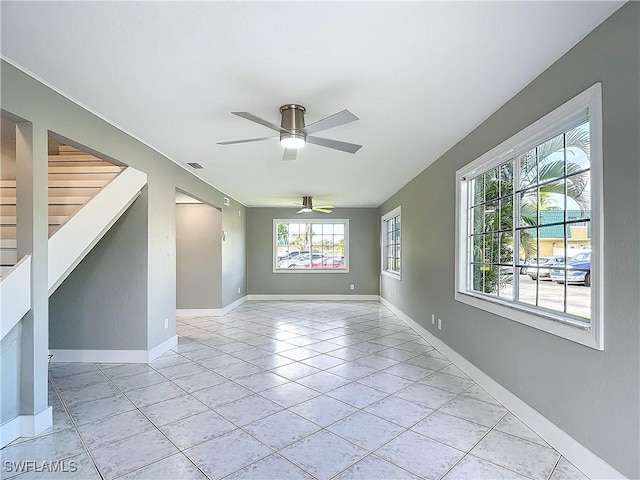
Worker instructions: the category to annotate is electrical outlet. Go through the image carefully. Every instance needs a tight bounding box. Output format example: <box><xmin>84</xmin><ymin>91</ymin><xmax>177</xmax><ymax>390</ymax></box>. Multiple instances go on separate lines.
<box><xmin>164</xmin><ymin>318</ymin><xmax>169</xmax><ymax>330</ymax></box>
<box><xmin>237</xmin><ymin>287</ymin><xmax>241</xmax><ymax>294</ymax></box>
<box><xmin>350</xmin><ymin>284</ymin><xmax>355</xmax><ymax>290</ymax></box>
<box><xmin>437</xmin><ymin>318</ymin><xmax>442</xmax><ymax>330</ymax></box>
<box><xmin>431</xmin><ymin>314</ymin><xmax>435</xmax><ymax>325</ymax></box>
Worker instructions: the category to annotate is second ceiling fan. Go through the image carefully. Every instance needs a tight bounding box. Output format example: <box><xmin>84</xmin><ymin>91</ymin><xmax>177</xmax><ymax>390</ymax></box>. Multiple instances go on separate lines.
<box><xmin>218</xmin><ymin>104</ymin><xmax>362</xmax><ymax>161</ymax></box>
<box><xmin>297</xmin><ymin>196</ymin><xmax>333</xmax><ymax>214</ymax></box>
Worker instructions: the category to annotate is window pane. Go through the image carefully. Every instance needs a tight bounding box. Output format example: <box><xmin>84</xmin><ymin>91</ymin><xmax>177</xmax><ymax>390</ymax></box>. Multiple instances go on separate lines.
<box><xmin>472</xmin><ymin>206</ymin><xmax>483</xmax><ymax>236</ymax></box>
<box><xmin>537</xmin><ymin>132</ymin><xmax>566</xmax><ymax>185</ymax></box>
<box><xmin>322</xmin><ymin>223</ymin><xmax>334</xmax><ymax>235</ymax></box>
<box><xmin>499</xmin><ymin>161</ymin><xmax>513</xmax><ymax>197</ymax></box>
<box><xmin>334</xmin><ymin>224</ymin><xmax>344</xmax><ymax>235</ymax></box>
<box><xmin>565</xmin><ymin>121</ymin><xmax>590</xmax><ymax>170</ymax></box>
<box><xmin>566</xmin><ymin>170</ymin><xmax>590</xmax><ymax>220</ymax></box>
<box><xmin>518</xmin><ymin>148</ymin><xmax>537</xmax><ymax>190</ymax></box>
<box><xmin>499</xmin><ymin>197</ymin><xmax>513</xmax><ymax>231</ymax></box>
<box><xmin>472</xmin><ymin>176</ymin><xmax>484</xmax><ymax>206</ymax></box>
<box><xmin>485</xmin><ymin>168</ymin><xmax>499</xmax><ymax>202</ymax></box>
<box><xmin>484</xmin><ymin>202</ymin><xmax>498</xmax><ymax>233</ymax></box>
<box><xmin>312</xmin><ymin>224</ymin><xmax>322</xmax><ymax>234</ymax></box>
<box><xmin>519</xmin><ymin>188</ymin><xmax>538</xmax><ymax>227</ymax></box>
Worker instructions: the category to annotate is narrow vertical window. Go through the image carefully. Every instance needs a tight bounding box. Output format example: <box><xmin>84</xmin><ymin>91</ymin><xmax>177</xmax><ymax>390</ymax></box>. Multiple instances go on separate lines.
<box><xmin>382</xmin><ymin>206</ymin><xmax>401</xmax><ymax>279</ymax></box>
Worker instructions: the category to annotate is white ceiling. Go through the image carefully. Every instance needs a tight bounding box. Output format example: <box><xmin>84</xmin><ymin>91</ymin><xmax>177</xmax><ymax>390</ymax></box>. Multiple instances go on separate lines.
<box><xmin>1</xmin><ymin>1</ymin><xmax>623</xmax><ymax>207</ymax></box>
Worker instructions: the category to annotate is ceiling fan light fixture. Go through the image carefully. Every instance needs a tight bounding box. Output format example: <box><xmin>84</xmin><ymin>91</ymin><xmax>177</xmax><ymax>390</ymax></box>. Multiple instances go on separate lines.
<box><xmin>280</xmin><ymin>132</ymin><xmax>306</xmax><ymax>149</ymax></box>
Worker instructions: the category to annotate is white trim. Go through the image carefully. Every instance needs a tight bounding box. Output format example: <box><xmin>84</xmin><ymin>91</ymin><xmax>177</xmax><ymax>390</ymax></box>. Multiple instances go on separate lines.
<box><xmin>50</xmin><ymin>335</ymin><xmax>178</xmax><ymax>364</ymax></box>
<box><xmin>247</xmin><ymin>294</ymin><xmax>379</xmax><ymax>301</ymax></box>
<box><xmin>176</xmin><ymin>308</ymin><xmax>223</xmax><ymax>317</ymax></box>
<box><xmin>273</xmin><ymin>219</ymin><xmax>350</xmax><ymax>273</ymax></box>
<box><xmin>0</xmin><ymin>255</ymin><xmax>31</xmax><ymax>341</ymax></box>
<box><xmin>147</xmin><ymin>335</ymin><xmax>178</xmax><ymax>362</ymax></box>
<box><xmin>454</xmin><ymin>83</ymin><xmax>603</xmax><ymax>350</ymax></box>
<box><xmin>176</xmin><ymin>296</ymin><xmax>247</xmax><ymax>317</ymax></box>
<box><xmin>48</xmin><ymin>167</ymin><xmax>147</xmax><ymax>295</ymax></box>
<box><xmin>223</xmin><ymin>295</ymin><xmax>247</xmax><ymax>314</ymax></box>
<box><xmin>379</xmin><ymin>297</ymin><xmax>624</xmax><ymax>480</ymax></box>
<box><xmin>1</xmin><ymin>407</ymin><xmax>53</xmax><ymax>448</ymax></box>
<box><xmin>381</xmin><ymin>206</ymin><xmax>402</xmax><ymax>280</ymax></box>
<box><xmin>50</xmin><ymin>349</ymin><xmax>148</xmax><ymax>363</ymax></box>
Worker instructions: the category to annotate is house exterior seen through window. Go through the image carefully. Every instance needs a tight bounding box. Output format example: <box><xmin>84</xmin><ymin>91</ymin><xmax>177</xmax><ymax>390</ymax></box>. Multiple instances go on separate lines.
<box><xmin>455</xmin><ymin>84</ymin><xmax>603</xmax><ymax>350</ymax></box>
<box><xmin>274</xmin><ymin>219</ymin><xmax>348</xmax><ymax>272</ymax></box>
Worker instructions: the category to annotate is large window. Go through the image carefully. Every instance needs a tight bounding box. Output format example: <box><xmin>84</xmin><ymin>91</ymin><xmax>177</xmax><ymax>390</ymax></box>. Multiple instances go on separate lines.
<box><xmin>382</xmin><ymin>206</ymin><xmax>401</xmax><ymax>279</ymax></box>
<box><xmin>274</xmin><ymin>219</ymin><xmax>348</xmax><ymax>272</ymax></box>
<box><xmin>455</xmin><ymin>84</ymin><xmax>603</xmax><ymax>350</ymax></box>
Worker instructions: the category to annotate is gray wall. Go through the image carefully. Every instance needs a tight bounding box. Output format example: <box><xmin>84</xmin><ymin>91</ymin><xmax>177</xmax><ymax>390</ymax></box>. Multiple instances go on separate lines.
<box><xmin>176</xmin><ymin>203</ymin><xmax>222</xmax><ymax>309</ymax></box>
<box><xmin>222</xmin><ymin>197</ymin><xmax>247</xmax><ymax>304</ymax></box>
<box><xmin>380</xmin><ymin>4</ymin><xmax>639</xmax><ymax>477</ymax></box>
<box><xmin>247</xmin><ymin>208</ymin><xmax>379</xmax><ymax>295</ymax></box>
<box><xmin>49</xmin><ymin>192</ymin><xmax>148</xmax><ymax>350</ymax></box>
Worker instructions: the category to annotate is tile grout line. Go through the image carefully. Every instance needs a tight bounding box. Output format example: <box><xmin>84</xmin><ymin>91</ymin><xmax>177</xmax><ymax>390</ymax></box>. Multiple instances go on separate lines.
<box><xmin>47</xmin><ymin>369</ymin><xmax>105</xmax><ymax>480</ymax></box>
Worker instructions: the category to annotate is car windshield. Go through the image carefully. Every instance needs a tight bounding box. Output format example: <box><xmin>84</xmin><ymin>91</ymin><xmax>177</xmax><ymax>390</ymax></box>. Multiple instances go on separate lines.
<box><xmin>570</xmin><ymin>252</ymin><xmax>591</xmax><ymax>262</ymax></box>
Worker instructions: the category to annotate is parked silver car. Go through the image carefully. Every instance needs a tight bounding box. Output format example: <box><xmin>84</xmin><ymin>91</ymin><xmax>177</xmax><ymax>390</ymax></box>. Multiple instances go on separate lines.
<box><xmin>528</xmin><ymin>256</ymin><xmax>566</xmax><ymax>280</ymax></box>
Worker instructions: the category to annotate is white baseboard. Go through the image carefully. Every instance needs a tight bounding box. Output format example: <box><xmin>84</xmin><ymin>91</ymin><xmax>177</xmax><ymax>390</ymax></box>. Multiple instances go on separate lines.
<box><xmin>379</xmin><ymin>297</ymin><xmax>625</xmax><ymax>480</ymax></box>
<box><xmin>148</xmin><ymin>335</ymin><xmax>178</xmax><ymax>362</ymax></box>
<box><xmin>176</xmin><ymin>296</ymin><xmax>248</xmax><ymax>318</ymax></box>
<box><xmin>247</xmin><ymin>294</ymin><xmax>380</xmax><ymax>301</ymax></box>
<box><xmin>50</xmin><ymin>335</ymin><xmax>178</xmax><ymax>364</ymax></box>
<box><xmin>50</xmin><ymin>348</ymin><xmax>148</xmax><ymax>363</ymax></box>
<box><xmin>176</xmin><ymin>308</ymin><xmax>223</xmax><ymax>317</ymax></box>
<box><xmin>1</xmin><ymin>406</ymin><xmax>52</xmax><ymax>448</ymax></box>
<box><xmin>223</xmin><ymin>295</ymin><xmax>247</xmax><ymax>314</ymax></box>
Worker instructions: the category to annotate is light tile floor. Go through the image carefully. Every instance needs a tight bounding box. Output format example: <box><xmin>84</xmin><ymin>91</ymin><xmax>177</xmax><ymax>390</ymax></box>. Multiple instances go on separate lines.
<box><xmin>2</xmin><ymin>301</ymin><xmax>590</xmax><ymax>480</ymax></box>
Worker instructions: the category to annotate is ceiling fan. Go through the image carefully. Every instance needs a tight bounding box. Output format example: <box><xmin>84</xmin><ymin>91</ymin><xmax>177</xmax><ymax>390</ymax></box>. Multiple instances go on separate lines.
<box><xmin>297</xmin><ymin>196</ymin><xmax>333</xmax><ymax>214</ymax></box>
<box><xmin>217</xmin><ymin>104</ymin><xmax>362</xmax><ymax>161</ymax></box>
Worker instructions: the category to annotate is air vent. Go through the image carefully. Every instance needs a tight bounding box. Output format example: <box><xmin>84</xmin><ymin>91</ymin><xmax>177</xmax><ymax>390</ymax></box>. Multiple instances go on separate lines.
<box><xmin>187</xmin><ymin>162</ymin><xmax>203</xmax><ymax>169</ymax></box>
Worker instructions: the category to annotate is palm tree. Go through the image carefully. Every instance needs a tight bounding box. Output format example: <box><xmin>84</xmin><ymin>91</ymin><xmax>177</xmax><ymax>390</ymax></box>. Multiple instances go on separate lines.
<box><xmin>473</xmin><ymin>123</ymin><xmax>590</xmax><ymax>294</ymax></box>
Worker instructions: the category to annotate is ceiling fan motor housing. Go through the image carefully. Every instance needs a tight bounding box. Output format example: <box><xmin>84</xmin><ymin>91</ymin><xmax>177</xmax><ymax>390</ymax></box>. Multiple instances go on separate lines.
<box><xmin>302</xmin><ymin>196</ymin><xmax>313</xmax><ymax>210</ymax></box>
<box><xmin>280</xmin><ymin>104</ymin><xmax>306</xmax><ymax>143</ymax></box>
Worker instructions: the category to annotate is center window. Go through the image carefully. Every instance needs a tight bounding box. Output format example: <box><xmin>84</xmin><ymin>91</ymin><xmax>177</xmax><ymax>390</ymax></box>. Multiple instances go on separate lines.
<box><xmin>274</xmin><ymin>219</ymin><xmax>349</xmax><ymax>272</ymax></box>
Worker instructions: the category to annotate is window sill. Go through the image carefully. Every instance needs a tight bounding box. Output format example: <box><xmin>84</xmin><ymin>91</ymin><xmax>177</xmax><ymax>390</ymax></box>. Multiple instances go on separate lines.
<box><xmin>454</xmin><ymin>290</ymin><xmax>602</xmax><ymax>350</ymax></box>
<box><xmin>273</xmin><ymin>269</ymin><xmax>350</xmax><ymax>274</ymax></box>
<box><xmin>382</xmin><ymin>270</ymin><xmax>401</xmax><ymax>281</ymax></box>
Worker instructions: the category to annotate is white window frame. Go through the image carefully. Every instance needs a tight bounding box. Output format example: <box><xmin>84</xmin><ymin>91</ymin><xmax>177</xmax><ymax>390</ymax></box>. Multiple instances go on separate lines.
<box><xmin>455</xmin><ymin>84</ymin><xmax>604</xmax><ymax>350</ymax></box>
<box><xmin>273</xmin><ymin>219</ymin><xmax>349</xmax><ymax>274</ymax></box>
<box><xmin>381</xmin><ymin>206</ymin><xmax>402</xmax><ymax>280</ymax></box>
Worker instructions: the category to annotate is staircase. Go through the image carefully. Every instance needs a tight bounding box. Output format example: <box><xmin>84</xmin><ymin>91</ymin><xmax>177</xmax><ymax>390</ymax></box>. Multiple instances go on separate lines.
<box><xmin>1</xmin><ymin>146</ymin><xmax>123</xmax><ymax>276</ymax></box>
<box><xmin>0</xmin><ymin>143</ymin><xmax>147</xmax><ymax>328</ymax></box>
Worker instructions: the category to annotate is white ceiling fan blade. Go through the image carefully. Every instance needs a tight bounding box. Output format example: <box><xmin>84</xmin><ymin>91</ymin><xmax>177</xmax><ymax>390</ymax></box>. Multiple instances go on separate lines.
<box><xmin>217</xmin><ymin>136</ymin><xmax>277</xmax><ymax>145</ymax></box>
<box><xmin>314</xmin><ymin>204</ymin><xmax>334</xmax><ymax>209</ymax></box>
<box><xmin>232</xmin><ymin>112</ymin><xmax>285</xmax><ymax>133</ymax></box>
<box><xmin>304</xmin><ymin>110</ymin><xmax>359</xmax><ymax>135</ymax></box>
<box><xmin>306</xmin><ymin>136</ymin><xmax>362</xmax><ymax>154</ymax></box>
<box><xmin>282</xmin><ymin>148</ymin><xmax>297</xmax><ymax>161</ymax></box>
<box><xmin>296</xmin><ymin>208</ymin><xmax>307</xmax><ymax>214</ymax></box>
<box><xmin>313</xmin><ymin>207</ymin><xmax>333</xmax><ymax>214</ymax></box>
